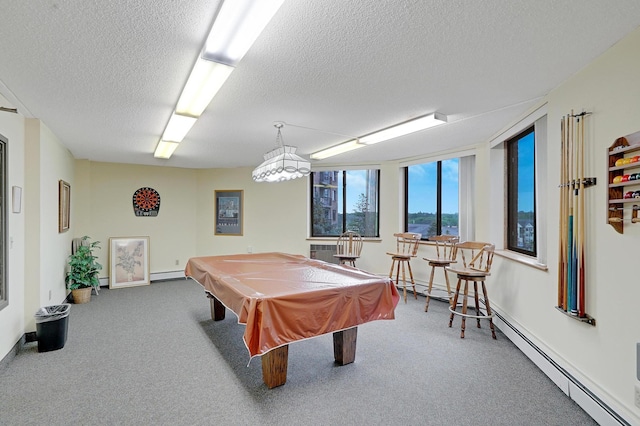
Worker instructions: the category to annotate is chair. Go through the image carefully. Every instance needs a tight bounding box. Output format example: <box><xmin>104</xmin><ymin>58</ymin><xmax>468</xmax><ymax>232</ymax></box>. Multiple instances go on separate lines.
<box><xmin>423</xmin><ymin>235</ymin><xmax>459</xmax><ymax>312</ymax></box>
<box><xmin>333</xmin><ymin>231</ymin><xmax>363</xmax><ymax>267</ymax></box>
<box><xmin>386</xmin><ymin>232</ymin><xmax>422</xmax><ymax>303</ymax></box>
<box><xmin>446</xmin><ymin>241</ymin><xmax>496</xmax><ymax>339</ymax></box>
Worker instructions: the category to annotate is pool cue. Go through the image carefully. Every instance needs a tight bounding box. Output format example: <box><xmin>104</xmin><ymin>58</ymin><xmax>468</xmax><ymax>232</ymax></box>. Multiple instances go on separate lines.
<box><xmin>557</xmin><ymin>117</ymin><xmax>566</xmax><ymax>309</ymax></box>
<box><xmin>563</xmin><ymin>114</ymin><xmax>569</xmax><ymax>311</ymax></box>
<box><xmin>566</xmin><ymin>113</ymin><xmax>574</xmax><ymax>313</ymax></box>
<box><xmin>578</xmin><ymin>113</ymin><xmax>586</xmax><ymax>317</ymax></box>
<box><xmin>570</xmin><ymin>112</ymin><xmax>579</xmax><ymax>315</ymax></box>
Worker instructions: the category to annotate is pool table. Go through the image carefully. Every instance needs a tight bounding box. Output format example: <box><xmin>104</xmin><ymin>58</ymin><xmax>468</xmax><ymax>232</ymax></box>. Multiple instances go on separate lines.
<box><xmin>185</xmin><ymin>252</ymin><xmax>399</xmax><ymax>388</ymax></box>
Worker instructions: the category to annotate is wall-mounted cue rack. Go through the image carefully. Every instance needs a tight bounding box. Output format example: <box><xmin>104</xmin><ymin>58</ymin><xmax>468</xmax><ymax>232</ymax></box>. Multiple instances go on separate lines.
<box><xmin>607</xmin><ymin>130</ymin><xmax>640</xmax><ymax>233</ymax></box>
<box><xmin>557</xmin><ymin>111</ymin><xmax>596</xmax><ymax>326</ymax></box>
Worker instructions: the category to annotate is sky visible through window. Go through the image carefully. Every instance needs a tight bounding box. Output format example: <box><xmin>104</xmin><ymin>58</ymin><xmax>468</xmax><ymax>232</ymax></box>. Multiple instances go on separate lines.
<box><xmin>407</xmin><ymin>159</ymin><xmax>459</xmax><ymax>214</ymax></box>
<box><xmin>340</xmin><ymin>170</ymin><xmax>372</xmax><ymax>212</ymax></box>
<box><xmin>517</xmin><ymin>131</ymin><xmax>535</xmax><ymax>213</ymax></box>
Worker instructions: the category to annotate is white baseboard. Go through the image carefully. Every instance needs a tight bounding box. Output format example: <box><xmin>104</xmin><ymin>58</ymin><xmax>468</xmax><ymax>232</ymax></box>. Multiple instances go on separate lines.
<box><xmin>150</xmin><ymin>270</ymin><xmax>185</xmax><ymax>281</ymax></box>
<box><xmin>493</xmin><ymin>312</ymin><xmax>634</xmax><ymax>426</ymax></box>
<box><xmin>97</xmin><ymin>270</ymin><xmax>186</xmax><ymax>288</ymax></box>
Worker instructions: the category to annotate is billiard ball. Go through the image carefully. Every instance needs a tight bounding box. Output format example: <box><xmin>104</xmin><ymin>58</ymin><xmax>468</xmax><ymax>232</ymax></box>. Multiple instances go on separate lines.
<box><xmin>613</xmin><ymin>175</ymin><xmax>623</xmax><ymax>183</ymax></box>
<box><xmin>624</xmin><ymin>191</ymin><xmax>634</xmax><ymax>199</ymax></box>
<box><xmin>630</xmin><ymin>174</ymin><xmax>638</xmax><ymax>181</ymax></box>
<box><xmin>634</xmin><ymin>191</ymin><xmax>640</xmax><ymax>199</ymax></box>
<box><xmin>616</xmin><ymin>158</ymin><xmax>625</xmax><ymax>166</ymax></box>
<box><xmin>631</xmin><ymin>156</ymin><xmax>640</xmax><ymax>163</ymax></box>
<box><xmin>622</xmin><ymin>174</ymin><xmax>630</xmax><ymax>182</ymax></box>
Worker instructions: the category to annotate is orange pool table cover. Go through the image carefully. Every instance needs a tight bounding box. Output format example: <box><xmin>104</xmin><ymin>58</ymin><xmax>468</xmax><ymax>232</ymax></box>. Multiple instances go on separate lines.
<box><xmin>185</xmin><ymin>252</ymin><xmax>399</xmax><ymax>357</ymax></box>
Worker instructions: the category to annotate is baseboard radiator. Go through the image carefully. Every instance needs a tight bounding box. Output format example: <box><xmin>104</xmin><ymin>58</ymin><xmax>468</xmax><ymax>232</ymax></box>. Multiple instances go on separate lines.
<box><xmin>309</xmin><ymin>244</ymin><xmax>339</xmax><ymax>264</ymax></box>
<box><xmin>493</xmin><ymin>312</ymin><xmax>632</xmax><ymax>426</ymax></box>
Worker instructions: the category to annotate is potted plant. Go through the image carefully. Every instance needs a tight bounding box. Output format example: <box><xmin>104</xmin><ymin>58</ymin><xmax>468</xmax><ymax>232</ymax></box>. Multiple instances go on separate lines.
<box><xmin>65</xmin><ymin>236</ymin><xmax>102</xmax><ymax>304</ymax></box>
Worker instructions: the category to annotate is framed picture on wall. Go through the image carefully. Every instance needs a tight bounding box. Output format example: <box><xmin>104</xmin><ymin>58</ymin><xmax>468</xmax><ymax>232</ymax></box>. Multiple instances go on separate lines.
<box><xmin>214</xmin><ymin>190</ymin><xmax>243</xmax><ymax>236</ymax></box>
<box><xmin>109</xmin><ymin>236</ymin><xmax>150</xmax><ymax>288</ymax></box>
<box><xmin>58</xmin><ymin>180</ymin><xmax>70</xmax><ymax>233</ymax></box>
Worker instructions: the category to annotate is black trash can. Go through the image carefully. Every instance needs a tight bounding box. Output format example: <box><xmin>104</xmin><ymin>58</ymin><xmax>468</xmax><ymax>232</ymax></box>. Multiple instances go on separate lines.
<box><xmin>35</xmin><ymin>304</ymin><xmax>70</xmax><ymax>352</ymax></box>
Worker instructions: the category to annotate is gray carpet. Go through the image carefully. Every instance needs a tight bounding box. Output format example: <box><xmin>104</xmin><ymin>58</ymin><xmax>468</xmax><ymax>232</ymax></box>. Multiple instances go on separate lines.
<box><xmin>0</xmin><ymin>279</ymin><xmax>597</xmax><ymax>425</ymax></box>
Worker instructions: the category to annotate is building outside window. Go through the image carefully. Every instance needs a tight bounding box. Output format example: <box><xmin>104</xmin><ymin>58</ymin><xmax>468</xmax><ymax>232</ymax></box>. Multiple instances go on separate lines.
<box><xmin>311</xmin><ymin>169</ymin><xmax>380</xmax><ymax>237</ymax></box>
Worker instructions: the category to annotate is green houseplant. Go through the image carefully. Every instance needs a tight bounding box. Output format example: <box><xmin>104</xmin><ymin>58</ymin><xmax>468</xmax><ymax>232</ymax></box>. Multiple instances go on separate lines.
<box><xmin>65</xmin><ymin>236</ymin><xmax>102</xmax><ymax>304</ymax></box>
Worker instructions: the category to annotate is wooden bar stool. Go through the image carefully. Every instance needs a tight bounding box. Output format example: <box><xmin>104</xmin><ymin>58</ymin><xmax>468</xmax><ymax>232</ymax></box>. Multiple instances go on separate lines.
<box><xmin>446</xmin><ymin>242</ymin><xmax>496</xmax><ymax>339</ymax></box>
<box><xmin>423</xmin><ymin>235</ymin><xmax>459</xmax><ymax>312</ymax></box>
<box><xmin>386</xmin><ymin>232</ymin><xmax>421</xmax><ymax>303</ymax></box>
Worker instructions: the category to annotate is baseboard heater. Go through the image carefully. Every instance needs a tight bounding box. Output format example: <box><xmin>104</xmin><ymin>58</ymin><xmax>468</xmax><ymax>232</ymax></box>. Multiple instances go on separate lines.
<box><xmin>309</xmin><ymin>244</ymin><xmax>339</xmax><ymax>264</ymax></box>
<box><xmin>493</xmin><ymin>311</ymin><xmax>631</xmax><ymax>426</ymax></box>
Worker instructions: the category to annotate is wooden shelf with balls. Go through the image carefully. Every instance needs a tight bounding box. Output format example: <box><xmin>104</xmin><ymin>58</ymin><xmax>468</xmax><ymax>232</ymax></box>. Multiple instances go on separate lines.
<box><xmin>608</xmin><ymin>130</ymin><xmax>640</xmax><ymax>233</ymax></box>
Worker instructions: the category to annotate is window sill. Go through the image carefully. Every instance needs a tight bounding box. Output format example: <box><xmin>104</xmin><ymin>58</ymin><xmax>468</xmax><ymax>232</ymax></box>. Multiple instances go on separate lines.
<box><xmin>494</xmin><ymin>249</ymin><xmax>548</xmax><ymax>271</ymax></box>
<box><xmin>306</xmin><ymin>237</ymin><xmax>382</xmax><ymax>242</ymax></box>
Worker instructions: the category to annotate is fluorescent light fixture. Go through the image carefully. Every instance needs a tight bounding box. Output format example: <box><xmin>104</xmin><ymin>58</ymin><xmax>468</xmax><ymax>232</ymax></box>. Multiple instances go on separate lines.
<box><xmin>359</xmin><ymin>112</ymin><xmax>447</xmax><ymax>145</ymax></box>
<box><xmin>154</xmin><ymin>0</ymin><xmax>284</xmax><ymax>159</ymax></box>
<box><xmin>310</xmin><ymin>140</ymin><xmax>364</xmax><ymax>160</ymax></box>
<box><xmin>203</xmin><ymin>0</ymin><xmax>285</xmax><ymax>66</ymax></box>
<box><xmin>154</xmin><ymin>140</ymin><xmax>180</xmax><ymax>159</ymax></box>
<box><xmin>161</xmin><ymin>113</ymin><xmax>198</xmax><ymax>143</ymax></box>
<box><xmin>176</xmin><ymin>59</ymin><xmax>234</xmax><ymax>117</ymax></box>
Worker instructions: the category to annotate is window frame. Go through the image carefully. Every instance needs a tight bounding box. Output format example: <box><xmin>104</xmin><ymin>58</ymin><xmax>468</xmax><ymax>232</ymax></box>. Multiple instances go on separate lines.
<box><xmin>403</xmin><ymin>158</ymin><xmax>459</xmax><ymax>240</ymax></box>
<box><xmin>0</xmin><ymin>133</ymin><xmax>7</xmax><ymax>311</ymax></box>
<box><xmin>506</xmin><ymin>126</ymin><xmax>537</xmax><ymax>257</ymax></box>
<box><xmin>310</xmin><ymin>169</ymin><xmax>380</xmax><ymax>238</ymax></box>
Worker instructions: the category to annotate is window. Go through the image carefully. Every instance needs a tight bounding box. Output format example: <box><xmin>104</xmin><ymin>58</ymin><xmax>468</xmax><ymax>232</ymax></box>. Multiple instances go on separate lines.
<box><xmin>311</xmin><ymin>169</ymin><xmax>380</xmax><ymax>237</ymax></box>
<box><xmin>405</xmin><ymin>158</ymin><xmax>459</xmax><ymax>239</ymax></box>
<box><xmin>0</xmin><ymin>133</ymin><xmax>6</xmax><ymax>310</ymax></box>
<box><xmin>507</xmin><ymin>126</ymin><xmax>536</xmax><ymax>256</ymax></box>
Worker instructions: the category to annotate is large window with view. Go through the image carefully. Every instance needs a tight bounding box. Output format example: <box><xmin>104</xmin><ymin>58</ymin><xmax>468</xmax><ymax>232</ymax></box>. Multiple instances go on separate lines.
<box><xmin>311</xmin><ymin>169</ymin><xmax>379</xmax><ymax>237</ymax></box>
<box><xmin>507</xmin><ymin>126</ymin><xmax>536</xmax><ymax>256</ymax></box>
<box><xmin>405</xmin><ymin>159</ymin><xmax>459</xmax><ymax>239</ymax></box>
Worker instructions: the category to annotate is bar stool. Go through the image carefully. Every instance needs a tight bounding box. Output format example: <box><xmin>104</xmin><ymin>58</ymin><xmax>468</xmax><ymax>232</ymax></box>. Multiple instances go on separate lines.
<box><xmin>446</xmin><ymin>242</ymin><xmax>496</xmax><ymax>339</ymax></box>
<box><xmin>386</xmin><ymin>232</ymin><xmax>422</xmax><ymax>303</ymax></box>
<box><xmin>423</xmin><ymin>235</ymin><xmax>459</xmax><ymax>312</ymax></box>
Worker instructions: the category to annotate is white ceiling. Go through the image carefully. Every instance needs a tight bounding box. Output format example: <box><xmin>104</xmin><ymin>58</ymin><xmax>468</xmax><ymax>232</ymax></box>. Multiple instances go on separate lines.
<box><xmin>1</xmin><ymin>1</ymin><xmax>639</xmax><ymax>169</ymax></box>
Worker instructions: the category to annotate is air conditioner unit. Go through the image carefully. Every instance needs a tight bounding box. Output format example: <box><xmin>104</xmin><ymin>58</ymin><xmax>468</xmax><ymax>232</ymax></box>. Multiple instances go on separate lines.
<box><xmin>309</xmin><ymin>244</ymin><xmax>338</xmax><ymax>264</ymax></box>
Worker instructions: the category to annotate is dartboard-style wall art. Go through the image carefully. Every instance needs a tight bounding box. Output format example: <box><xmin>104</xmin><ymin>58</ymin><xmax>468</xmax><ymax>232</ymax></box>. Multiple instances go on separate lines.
<box><xmin>132</xmin><ymin>187</ymin><xmax>161</xmax><ymax>217</ymax></box>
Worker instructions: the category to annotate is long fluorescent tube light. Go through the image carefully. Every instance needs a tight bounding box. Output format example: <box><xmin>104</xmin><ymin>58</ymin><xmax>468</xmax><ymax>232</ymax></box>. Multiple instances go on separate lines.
<box><xmin>310</xmin><ymin>140</ymin><xmax>364</xmax><ymax>160</ymax></box>
<box><xmin>203</xmin><ymin>0</ymin><xmax>285</xmax><ymax>66</ymax></box>
<box><xmin>161</xmin><ymin>113</ymin><xmax>198</xmax><ymax>143</ymax></box>
<box><xmin>154</xmin><ymin>141</ymin><xmax>180</xmax><ymax>159</ymax></box>
<box><xmin>176</xmin><ymin>59</ymin><xmax>234</xmax><ymax>117</ymax></box>
<box><xmin>155</xmin><ymin>0</ymin><xmax>284</xmax><ymax>159</ymax></box>
<box><xmin>359</xmin><ymin>112</ymin><xmax>447</xmax><ymax>145</ymax></box>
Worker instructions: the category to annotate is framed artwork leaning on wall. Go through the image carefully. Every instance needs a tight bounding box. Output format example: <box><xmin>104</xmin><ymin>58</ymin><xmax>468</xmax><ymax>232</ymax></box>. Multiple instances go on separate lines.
<box><xmin>109</xmin><ymin>236</ymin><xmax>150</xmax><ymax>288</ymax></box>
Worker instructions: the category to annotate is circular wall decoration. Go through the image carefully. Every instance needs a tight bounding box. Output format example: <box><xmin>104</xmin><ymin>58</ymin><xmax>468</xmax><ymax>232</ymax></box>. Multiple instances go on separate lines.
<box><xmin>132</xmin><ymin>187</ymin><xmax>161</xmax><ymax>217</ymax></box>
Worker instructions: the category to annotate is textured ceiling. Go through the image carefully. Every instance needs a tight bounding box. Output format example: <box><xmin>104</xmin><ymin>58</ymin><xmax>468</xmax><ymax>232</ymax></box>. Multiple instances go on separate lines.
<box><xmin>1</xmin><ymin>0</ymin><xmax>639</xmax><ymax>169</ymax></box>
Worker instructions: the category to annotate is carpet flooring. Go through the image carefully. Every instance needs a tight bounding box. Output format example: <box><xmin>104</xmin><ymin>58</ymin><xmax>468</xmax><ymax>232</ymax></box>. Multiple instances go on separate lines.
<box><xmin>0</xmin><ymin>278</ymin><xmax>597</xmax><ymax>425</ymax></box>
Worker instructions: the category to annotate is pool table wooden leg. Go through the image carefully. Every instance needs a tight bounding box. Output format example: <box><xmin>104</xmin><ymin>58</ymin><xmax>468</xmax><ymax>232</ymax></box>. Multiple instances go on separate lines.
<box><xmin>206</xmin><ymin>293</ymin><xmax>225</xmax><ymax>321</ymax></box>
<box><xmin>262</xmin><ymin>345</ymin><xmax>289</xmax><ymax>388</ymax></box>
<box><xmin>333</xmin><ymin>327</ymin><xmax>358</xmax><ymax>365</ymax></box>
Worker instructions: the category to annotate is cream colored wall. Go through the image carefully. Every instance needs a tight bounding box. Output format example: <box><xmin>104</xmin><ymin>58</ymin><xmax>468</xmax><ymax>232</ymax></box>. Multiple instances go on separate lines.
<box><xmin>38</xmin><ymin>123</ymin><xmax>75</xmax><ymax>312</ymax></box>
<box><xmin>195</xmin><ymin>167</ymin><xmax>311</xmax><ymax>256</ymax></box>
<box><xmin>486</xmin><ymin>26</ymin><xmax>640</xmax><ymax>422</ymax></box>
<box><xmin>21</xmin><ymin>119</ymin><xmax>76</xmax><ymax>331</ymax></box>
<box><xmin>74</xmin><ymin>161</ymin><xmax>198</xmax><ymax>277</ymax></box>
<box><xmin>0</xmin><ymin>94</ymin><xmax>26</xmax><ymax>360</ymax></box>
